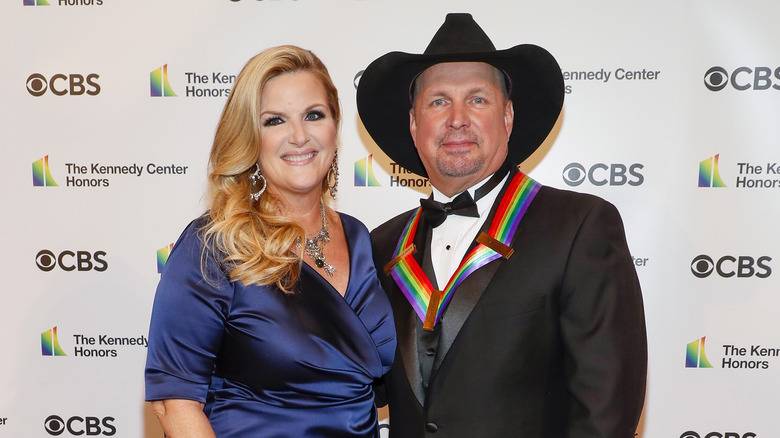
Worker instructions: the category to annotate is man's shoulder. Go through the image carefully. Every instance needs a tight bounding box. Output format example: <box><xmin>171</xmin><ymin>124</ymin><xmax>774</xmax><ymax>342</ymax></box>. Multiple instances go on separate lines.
<box><xmin>535</xmin><ymin>184</ymin><xmax>616</xmax><ymax>213</ymax></box>
<box><xmin>370</xmin><ymin>207</ymin><xmax>419</xmax><ymax>247</ymax></box>
<box><xmin>530</xmin><ymin>185</ymin><xmax>629</xmax><ymax>239</ymax></box>
<box><xmin>371</xmin><ymin>208</ymin><xmax>417</xmax><ymax>234</ymax></box>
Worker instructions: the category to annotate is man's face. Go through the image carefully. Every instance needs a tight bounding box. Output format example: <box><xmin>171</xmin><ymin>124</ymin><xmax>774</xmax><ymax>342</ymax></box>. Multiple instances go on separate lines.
<box><xmin>410</xmin><ymin>61</ymin><xmax>513</xmax><ymax>196</ymax></box>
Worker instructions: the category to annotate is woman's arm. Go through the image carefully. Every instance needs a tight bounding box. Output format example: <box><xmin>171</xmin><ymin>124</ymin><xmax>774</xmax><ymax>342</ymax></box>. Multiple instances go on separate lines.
<box><xmin>151</xmin><ymin>399</ymin><xmax>216</xmax><ymax>438</ymax></box>
<box><xmin>145</xmin><ymin>220</ymin><xmax>231</xmax><ymax>437</ymax></box>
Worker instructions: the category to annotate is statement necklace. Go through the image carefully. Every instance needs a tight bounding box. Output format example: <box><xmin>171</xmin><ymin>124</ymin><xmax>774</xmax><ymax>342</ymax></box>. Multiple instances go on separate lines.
<box><xmin>297</xmin><ymin>202</ymin><xmax>335</xmax><ymax>276</ymax></box>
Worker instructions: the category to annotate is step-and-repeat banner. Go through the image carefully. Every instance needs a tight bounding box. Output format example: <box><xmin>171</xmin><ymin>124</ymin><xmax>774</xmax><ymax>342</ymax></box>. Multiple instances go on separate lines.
<box><xmin>2</xmin><ymin>1</ymin><xmax>779</xmax><ymax>437</ymax></box>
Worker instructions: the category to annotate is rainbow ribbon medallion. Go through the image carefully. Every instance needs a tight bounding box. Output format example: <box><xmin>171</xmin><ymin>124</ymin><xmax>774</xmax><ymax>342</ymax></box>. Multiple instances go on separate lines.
<box><xmin>385</xmin><ymin>171</ymin><xmax>541</xmax><ymax>330</ymax></box>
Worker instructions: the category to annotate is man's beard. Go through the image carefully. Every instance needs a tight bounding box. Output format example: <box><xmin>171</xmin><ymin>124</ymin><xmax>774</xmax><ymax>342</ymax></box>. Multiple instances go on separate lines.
<box><xmin>434</xmin><ymin>151</ymin><xmax>485</xmax><ymax>177</ymax></box>
<box><xmin>434</xmin><ymin>131</ymin><xmax>485</xmax><ymax>177</ymax></box>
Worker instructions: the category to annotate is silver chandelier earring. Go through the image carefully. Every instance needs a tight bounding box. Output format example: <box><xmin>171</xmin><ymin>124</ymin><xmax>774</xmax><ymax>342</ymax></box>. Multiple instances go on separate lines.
<box><xmin>327</xmin><ymin>149</ymin><xmax>339</xmax><ymax>199</ymax></box>
<box><xmin>249</xmin><ymin>163</ymin><xmax>266</xmax><ymax>201</ymax></box>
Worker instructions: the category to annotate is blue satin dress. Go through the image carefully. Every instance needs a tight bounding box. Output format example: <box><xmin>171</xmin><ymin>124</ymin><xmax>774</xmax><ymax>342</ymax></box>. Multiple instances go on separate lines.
<box><xmin>145</xmin><ymin>214</ymin><xmax>396</xmax><ymax>437</ymax></box>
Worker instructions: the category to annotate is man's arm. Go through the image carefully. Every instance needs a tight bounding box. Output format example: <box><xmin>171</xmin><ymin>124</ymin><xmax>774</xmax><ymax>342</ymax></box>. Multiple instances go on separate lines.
<box><xmin>559</xmin><ymin>199</ymin><xmax>647</xmax><ymax>437</ymax></box>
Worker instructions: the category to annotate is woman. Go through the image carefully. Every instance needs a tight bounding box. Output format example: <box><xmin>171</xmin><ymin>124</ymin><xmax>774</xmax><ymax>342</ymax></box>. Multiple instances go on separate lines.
<box><xmin>144</xmin><ymin>46</ymin><xmax>396</xmax><ymax>438</ymax></box>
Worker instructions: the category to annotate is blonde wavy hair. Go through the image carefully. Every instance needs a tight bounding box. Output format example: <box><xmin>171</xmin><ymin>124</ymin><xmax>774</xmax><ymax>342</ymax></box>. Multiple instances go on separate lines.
<box><xmin>202</xmin><ymin>45</ymin><xmax>341</xmax><ymax>293</ymax></box>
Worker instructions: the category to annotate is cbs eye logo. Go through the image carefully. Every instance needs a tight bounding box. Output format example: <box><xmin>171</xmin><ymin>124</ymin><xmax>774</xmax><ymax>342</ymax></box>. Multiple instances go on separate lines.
<box><xmin>690</xmin><ymin>254</ymin><xmax>772</xmax><ymax>278</ymax></box>
<box><xmin>353</xmin><ymin>70</ymin><xmax>365</xmax><ymax>89</ymax></box>
<box><xmin>703</xmin><ymin>67</ymin><xmax>730</xmax><ymax>91</ymax></box>
<box><xmin>562</xmin><ymin>163</ymin><xmax>587</xmax><ymax>185</ymax></box>
<box><xmin>44</xmin><ymin>416</ymin><xmax>65</xmax><ymax>435</ymax></box>
<box><xmin>26</xmin><ymin>73</ymin><xmax>100</xmax><ymax>97</ymax></box>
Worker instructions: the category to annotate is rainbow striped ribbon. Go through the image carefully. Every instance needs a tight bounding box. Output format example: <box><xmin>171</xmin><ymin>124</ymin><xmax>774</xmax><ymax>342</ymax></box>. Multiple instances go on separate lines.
<box><xmin>387</xmin><ymin>171</ymin><xmax>541</xmax><ymax>328</ymax></box>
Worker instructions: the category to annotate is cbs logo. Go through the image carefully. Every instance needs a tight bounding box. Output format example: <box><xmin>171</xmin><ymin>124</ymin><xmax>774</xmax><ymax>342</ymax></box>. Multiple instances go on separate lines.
<box><xmin>562</xmin><ymin>163</ymin><xmax>644</xmax><ymax>187</ymax></box>
<box><xmin>44</xmin><ymin>415</ymin><xmax>116</xmax><ymax>436</ymax></box>
<box><xmin>690</xmin><ymin>255</ymin><xmax>771</xmax><ymax>279</ymax></box>
<box><xmin>681</xmin><ymin>431</ymin><xmax>756</xmax><ymax>438</ymax></box>
<box><xmin>36</xmin><ymin>250</ymin><xmax>108</xmax><ymax>272</ymax></box>
<box><xmin>704</xmin><ymin>66</ymin><xmax>780</xmax><ymax>91</ymax></box>
<box><xmin>26</xmin><ymin>73</ymin><xmax>101</xmax><ymax>97</ymax></box>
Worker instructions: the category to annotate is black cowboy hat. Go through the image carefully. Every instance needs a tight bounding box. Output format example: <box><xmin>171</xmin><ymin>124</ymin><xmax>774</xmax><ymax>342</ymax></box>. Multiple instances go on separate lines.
<box><xmin>356</xmin><ymin>13</ymin><xmax>564</xmax><ymax>177</ymax></box>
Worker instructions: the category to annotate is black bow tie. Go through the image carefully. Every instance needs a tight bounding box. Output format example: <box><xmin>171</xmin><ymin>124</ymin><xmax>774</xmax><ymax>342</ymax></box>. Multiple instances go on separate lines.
<box><xmin>420</xmin><ymin>191</ymin><xmax>479</xmax><ymax>228</ymax></box>
<box><xmin>420</xmin><ymin>163</ymin><xmax>512</xmax><ymax>228</ymax></box>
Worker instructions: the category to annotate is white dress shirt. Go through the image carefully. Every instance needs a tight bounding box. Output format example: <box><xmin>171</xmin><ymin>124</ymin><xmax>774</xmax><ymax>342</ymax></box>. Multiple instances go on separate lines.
<box><xmin>428</xmin><ymin>172</ymin><xmax>509</xmax><ymax>289</ymax></box>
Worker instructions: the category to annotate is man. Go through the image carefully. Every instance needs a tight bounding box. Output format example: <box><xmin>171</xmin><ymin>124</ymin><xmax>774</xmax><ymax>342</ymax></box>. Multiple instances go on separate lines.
<box><xmin>357</xmin><ymin>13</ymin><xmax>647</xmax><ymax>437</ymax></box>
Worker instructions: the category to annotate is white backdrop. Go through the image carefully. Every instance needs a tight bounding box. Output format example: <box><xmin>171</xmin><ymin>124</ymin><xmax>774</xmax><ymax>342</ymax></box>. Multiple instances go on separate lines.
<box><xmin>2</xmin><ymin>1</ymin><xmax>779</xmax><ymax>437</ymax></box>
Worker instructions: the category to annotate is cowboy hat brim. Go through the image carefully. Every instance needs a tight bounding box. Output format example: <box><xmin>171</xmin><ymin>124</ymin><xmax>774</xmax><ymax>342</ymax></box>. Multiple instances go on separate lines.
<box><xmin>357</xmin><ymin>44</ymin><xmax>564</xmax><ymax>178</ymax></box>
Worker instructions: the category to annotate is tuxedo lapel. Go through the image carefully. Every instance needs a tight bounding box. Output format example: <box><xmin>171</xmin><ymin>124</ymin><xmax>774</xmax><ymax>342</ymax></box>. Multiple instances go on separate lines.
<box><xmin>430</xmin><ymin>167</ymin><xmax>522</xmax><ymax>379</ymax></box>
<box><xmin>392</xmin><ymin>287</ymin><xmax>425</xmax><ymax>405</ymax></box>
<box><xmin>392</xmin><ymin>214</ymin><xmax>434</xmax><ymax>406</ymax></box>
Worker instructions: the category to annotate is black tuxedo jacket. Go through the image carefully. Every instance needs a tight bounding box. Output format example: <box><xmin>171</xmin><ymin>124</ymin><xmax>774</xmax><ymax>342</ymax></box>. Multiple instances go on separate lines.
<box><xmin>371</xmin><ymin>171</ymin><xmax>647</xmax><ymax>438</ymax></box>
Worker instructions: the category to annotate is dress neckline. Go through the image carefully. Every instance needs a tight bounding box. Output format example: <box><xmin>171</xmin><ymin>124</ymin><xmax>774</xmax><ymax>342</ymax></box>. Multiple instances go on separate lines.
<box><xmin>301</xmin><ymin>212</ymin><xmax>353</xmax><ymax>300</ymax></box>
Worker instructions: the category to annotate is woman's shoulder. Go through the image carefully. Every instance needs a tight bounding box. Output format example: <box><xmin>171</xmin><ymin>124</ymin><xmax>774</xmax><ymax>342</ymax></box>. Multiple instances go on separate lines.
<box><xmin>159</xmin><ymin>212</ymin><xmax>234</xmax><ymax>292</ymax></box>
<box><xmin>336</xmin><ymin>211</ymin><xmax>370</xmax><ymax>236</ymax></box>
<box><xmin>178</xmin><ymin>211</ymin><xmax>217</xmax><ymax>240</ymax></box>
<box><xmin>166</xmin><ymin>214</ymin><xmax>209</xmax><ymax>254</ymax></box>
<box><xmin>162</xmin><ymin>213</ymin><xmax>218</xmax><ymax>272</ymax></box>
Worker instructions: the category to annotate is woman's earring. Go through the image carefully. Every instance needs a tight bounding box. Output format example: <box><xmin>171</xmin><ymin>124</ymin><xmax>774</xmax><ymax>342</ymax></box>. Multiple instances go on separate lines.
<box><xmin>249</xmin><ymin>163</ymin><xmax>266</xmax><ymax>201</ymax></box>
<box><xmin>327</xmin><ymin>149</ymin><xmax>339</xmax><ymax>199</ymax></box>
